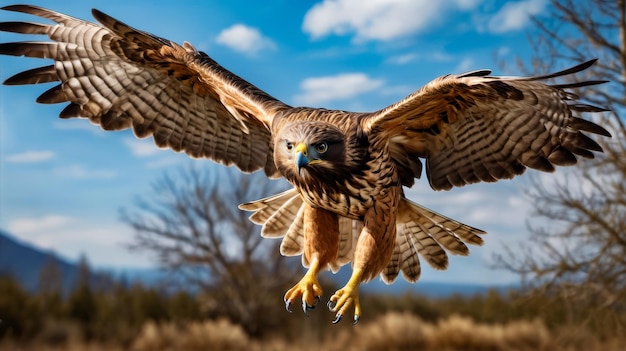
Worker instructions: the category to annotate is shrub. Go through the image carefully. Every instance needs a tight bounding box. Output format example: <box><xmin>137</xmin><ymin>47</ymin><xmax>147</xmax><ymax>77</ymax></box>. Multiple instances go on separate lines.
<box><xmin>131</xmin><ymin>319</ymin><xmax>251</xmax><ymax>351</ymax></box>
<box><xmin>329</xmin><ymin>312</ymin><xmax>555</xmax><ymax>351</ymax></box>
<box><xmin>429</xmin><ymin>314</ymin><xmax>504</xmax><ymax>351</ymax></box>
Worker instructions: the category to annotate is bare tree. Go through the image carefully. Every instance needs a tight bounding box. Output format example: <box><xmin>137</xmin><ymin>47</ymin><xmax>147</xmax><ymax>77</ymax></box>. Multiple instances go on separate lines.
<box><xmin>121</xmin><ymin>165</ymin><xmax>300</xmax><ymax>336</ymax></box>
<box><xmin>495</xmin><ymin>0</ymin><xmax>626</xmax><ymax>331</ymax></box>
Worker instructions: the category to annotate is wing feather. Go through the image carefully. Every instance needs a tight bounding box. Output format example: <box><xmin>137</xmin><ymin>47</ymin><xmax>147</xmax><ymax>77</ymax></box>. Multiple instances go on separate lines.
<box><xmin>363</xmin><ymin>59</ymin><xmax>611</xmax><ymax>190</ymax></box>
<box><xmin>0</xmin><ymin>5</ymin><xmax>289</xmax><ymax>177</ymax></box>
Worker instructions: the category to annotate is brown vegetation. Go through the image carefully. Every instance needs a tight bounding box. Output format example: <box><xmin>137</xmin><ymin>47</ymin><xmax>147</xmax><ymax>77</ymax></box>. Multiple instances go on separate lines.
<box><xmin>2</xmin><ymin>309</ymin><xmax>625</xmax><ymax>351</ymax></box>
<box><xmin>1</xmin><ymin>270</ymin><xmax>626</xmax><ymax>351</ymax></box>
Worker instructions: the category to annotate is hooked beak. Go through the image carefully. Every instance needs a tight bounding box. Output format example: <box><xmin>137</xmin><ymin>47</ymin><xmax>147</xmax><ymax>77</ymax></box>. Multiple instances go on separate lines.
<box><xmin>295</xmin><ymin>143</ymin><xmax>309</xmax><ymax>174</ymax></box>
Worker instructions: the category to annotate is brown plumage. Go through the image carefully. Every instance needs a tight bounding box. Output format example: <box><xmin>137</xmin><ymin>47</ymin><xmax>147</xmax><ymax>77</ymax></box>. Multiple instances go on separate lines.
<box><xmin>0</xmin><ymin>5</ymin><xmax>612</xmax><ymax>324</ymax></box>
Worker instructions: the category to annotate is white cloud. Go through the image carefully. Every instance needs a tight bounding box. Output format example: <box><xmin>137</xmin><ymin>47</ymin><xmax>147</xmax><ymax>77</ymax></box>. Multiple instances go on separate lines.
<box><xmin>6</xmin><ymin>150</ymin><xmax>56</xmax><ymax>163</ymax></box>
<box><xmin>496</xmin><ymin>46</ymin><xmax>511</xmax><ymax>57</ymax></box>
<box><xmin>8</xmin><ymin>216</ymin><xmax>153</xmax><ymax>268</ymax></box>
<box><xmin>429</xmin><ymin>51</ymin><xmax>455</xmax><ymax>62</ymax></box>
<box><xmin>52</xmin><ymin>119</ymin><xmax>107</xmax><ymax>136</ymax></box>
<box><xmin>8</xmin><ymin>215</ymin><xmax>74</xmax><ymax>234</ymax></box>
<box><xmin>303</xmin><ymin>0</ymin><xmax>481</xmax><ymax>42</ymax></box>
<box><xmin>123</xmin><ymin>137</ymin><xmax>160</xmax><ymax>157</ymax></box>
<box><xmin>386</xmin><ymin>53</ymin><xmax>418</xmax><ymax>65</ymax></box>
<box><xmin>386</xmin><ymin>51</ymin><xmax>454</xmax><ymax>65</ymax></box>
<box><xmin>53</xmin><ymin>164</ymin><xmax>117</xmax><ymax>179</ymax></box>
<box><xmin>216</xmin><ymin>24</ymin><xmax>276</xmax><ymax>55</ymax></box>
<box><xmin>488</xmin><ymin>0</ymin><xmax>547</xmax><ymax>33</ymax></box>
<box><xmin>453</xmin><ymin>57</ymin><xmax>476</xmax><ymax>73</ymax></box>
<box><xmin>292</xmin><ymin>73</ymin><xmax>384</xmax><ymax>105</ymax></box>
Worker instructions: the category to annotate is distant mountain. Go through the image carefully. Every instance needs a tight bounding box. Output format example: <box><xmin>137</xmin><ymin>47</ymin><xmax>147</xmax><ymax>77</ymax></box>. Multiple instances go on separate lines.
<box><xmin>0</xmin><ymin>229</ymin><xmax>81</xmax><ymax>292</ymax></box>
<box><xmin>0</xmin><ymin>229</ymin><xmax>179</xmax><ymax>293</ymax></box>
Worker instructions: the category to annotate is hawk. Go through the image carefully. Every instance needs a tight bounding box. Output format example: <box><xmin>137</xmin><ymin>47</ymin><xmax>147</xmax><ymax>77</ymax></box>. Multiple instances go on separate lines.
<box><xmin>0</xmin><ymin>5</ymin><xmax>611</xmax><ymax>324</ymax></box>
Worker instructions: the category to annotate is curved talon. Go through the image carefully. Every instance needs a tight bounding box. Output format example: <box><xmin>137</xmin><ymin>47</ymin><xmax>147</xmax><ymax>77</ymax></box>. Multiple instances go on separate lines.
<box><xmin>283</xmin><ymin>272</ymin><xmax>323</xmax><ymax>316</ymax></box>
<box><xmin>302</xmin><ymin>301</ymin><xmax>312</xmax><ymax>316</ymax></box>
<box><xmin>307</xmin><ymin>296</ymin><xmax>320</xmax><ymax>310</ymax></box>
<box><xmin>328</xmin><ymin>274</ymin><xmax>362</xmax><ymax>325</ymax></box>
<box><xmin>303</xmin><ymin>295</ymin><xmax>321</xmax><ymax>316</ymax></box>
<box><xmin>332</xmin><ymin>314</ymin><xmax>342</xmax><ymax>324</ymax></box>
<box><xmin>285</xmin><ymin>299</ymin><xmax>292</xmax><ymax>313</ymax></box>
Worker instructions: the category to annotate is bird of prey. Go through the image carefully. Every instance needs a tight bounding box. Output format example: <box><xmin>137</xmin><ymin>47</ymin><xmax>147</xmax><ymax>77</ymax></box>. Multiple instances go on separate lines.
<box><xmin>0</xmin><ymin>5</ymin><xmax>611</xmax><ymax>324</ymax></box>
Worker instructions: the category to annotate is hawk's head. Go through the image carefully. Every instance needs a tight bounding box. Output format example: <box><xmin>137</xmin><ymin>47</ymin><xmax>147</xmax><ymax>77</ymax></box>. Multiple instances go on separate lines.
<box><xmin>275</xmin><ymin>121</ymin><xmax>347</xmax><ymax>182</ymax></box>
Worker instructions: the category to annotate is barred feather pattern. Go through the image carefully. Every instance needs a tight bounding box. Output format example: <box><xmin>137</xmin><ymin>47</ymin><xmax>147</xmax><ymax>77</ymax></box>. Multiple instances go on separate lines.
<box><xmin>0</xmin><ymin>4</ymin><xmax>286</xmax><ymax>176</ymax></box>
<box><xmin>241</xmin><ymin>191</ymin><xmax>485</xmax><ymax>281</ymax></box>
<box><xmin>364</xmin><ymin>60</ymin><xmax>611</xmax><ymax>190</ymax></box>
<box><xmin>381</xmin><ymin>198</ymin><xmax>485</xmax><ymax>284</ymax></box>
<box><xmin>241</xmin><ymin>190</ymin><xmax>347</xmax><ymax>272</ymax></box>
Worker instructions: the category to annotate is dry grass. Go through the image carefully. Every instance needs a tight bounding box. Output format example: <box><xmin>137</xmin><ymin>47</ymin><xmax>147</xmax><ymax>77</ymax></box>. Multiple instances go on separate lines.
<box><xmin>428</xmin><ymin>314</ymin><xmax>550</xmax><ymax>351</ymax></box>
<box><xmin>2</xmin><ymin>314</ymin><xmax>625</xmax><ymax>351</ymax></box>
<box><xmin>131</xmin><ymin>318</ymin><xmax>251</xmax><ymax>351</ymax></box>
<box><xmin>0</xmin><ymin>340</ymin><xmax>126</xmax><ymax>351</ymax></box>
<box><xmin>316</xmin><ymin>312</ymin><xmax>622</xmax><ymax>351</ymax></box>
<box><xmin>345</xmin><ymin>312</ymin><xmax>432</xmax><ymax>351</ymax></box>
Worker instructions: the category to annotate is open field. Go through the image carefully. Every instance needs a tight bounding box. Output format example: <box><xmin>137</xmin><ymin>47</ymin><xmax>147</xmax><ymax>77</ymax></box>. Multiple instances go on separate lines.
<box><xmin>2</xmin><ymin>312</ymin><xmax>625</xmax><ymax>351</ymax></box>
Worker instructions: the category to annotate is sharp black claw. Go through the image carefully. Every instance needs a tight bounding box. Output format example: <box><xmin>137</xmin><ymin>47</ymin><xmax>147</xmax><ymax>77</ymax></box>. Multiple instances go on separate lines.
<box><xmin>308</xmin><ymin>296</ymin><xmax>321</xmax><ymax>309</ymax></box>
<box><xmin>302</xmin><ymin>302</ymin><xmax>310</xmax><ymax>316</ymax></box>
<box><xmin>332</xmin><ymin>314</ymin><xmax>342</xmax><ymax>324</ymax></box>
<box><xmin>285</xmin><ymin>299</ymin><xmax>292</xmax><ymax>313</ymax></box>
<box><xmin>327</xmin><ymin>300</ymin><xmax>336</xmax><ymax>311</ymax></box>
<box><xmin>303</xmin><ymin>296</ymin><xmax>321</xmax><ymax>316</ymax></box>
<box><xmin>353</xmin><ymin>315</ymin><xmax>360</xmax><ymax>325</ymax></box>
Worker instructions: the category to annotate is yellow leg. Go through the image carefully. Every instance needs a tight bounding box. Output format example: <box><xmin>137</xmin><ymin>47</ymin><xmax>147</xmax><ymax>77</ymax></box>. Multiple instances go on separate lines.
<box><xmin>284</xmin><ymin>257</ymin><xmax>323</xmax><ymax>315</ymax></box>
<box><xmin>328</xmin><ymin>190</ymin><xmax>400</xmax><ymax>325</ymax></box>
<box><xmin>328</xmin><ymin>268</ymin><xmax>363</xmax><ymax>324</ymax></box>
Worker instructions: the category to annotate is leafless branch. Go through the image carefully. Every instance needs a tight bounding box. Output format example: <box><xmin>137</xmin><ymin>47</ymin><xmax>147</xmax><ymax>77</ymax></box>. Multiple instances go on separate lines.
<box><xmin>495</xmin><ymin>0</ymin><xmax>626</xmax><ymax>332</ymax></box>
<box><xmin>120</xmin><ymin>164</ymin><xmax>299</xmax><ymax>335</ymax></box>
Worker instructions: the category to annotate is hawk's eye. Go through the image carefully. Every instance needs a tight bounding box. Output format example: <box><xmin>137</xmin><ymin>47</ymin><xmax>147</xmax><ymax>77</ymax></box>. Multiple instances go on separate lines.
<box><xmin>315</xmin><ymin>142</ymin><xmax>328</xmax><ymax>154</ymax></box>
<box><xmin>285</xmin><ymin>141</ymin><xmax>294</xmax><ymax>152</ymax></box>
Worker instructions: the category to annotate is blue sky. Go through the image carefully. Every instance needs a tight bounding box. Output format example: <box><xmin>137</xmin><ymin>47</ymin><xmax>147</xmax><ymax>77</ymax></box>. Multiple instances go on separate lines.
<box><xmin>0</xmin><ymin>0</ymin><xmax>558</xmax><ymax>285</ymax></box>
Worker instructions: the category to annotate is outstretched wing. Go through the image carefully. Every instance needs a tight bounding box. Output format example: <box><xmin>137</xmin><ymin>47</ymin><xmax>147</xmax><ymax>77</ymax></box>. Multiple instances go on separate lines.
<box><xmin>0</xmin><ymin>5</ymin><xmax>289</xmax><ymax>177</ymax></box>
<box><xmin>362</xmin><ymin>60</ymin><xmax>611</xmax><ymax>190</ymax></box>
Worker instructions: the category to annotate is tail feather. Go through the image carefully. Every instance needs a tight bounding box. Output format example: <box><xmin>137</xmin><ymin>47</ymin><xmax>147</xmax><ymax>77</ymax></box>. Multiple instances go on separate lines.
<box><xmin>239</xmin><ymin>189</ymin><xmax>298</xmax><ymax>225</ymax></box>
<box><xmin>240</xmin><ymin>191</ymin><xmax>486</xmax><ymax>284</ymax></box>
<box><xmin>408</xmin><ymin>204</ymin><xmax>475</xmax><ymax>256</ymax></box>
<box><xmin>240</xmin><ymin>189</ymin><xmax>308</xmax><ymax>260</ymax></box>
<box><xmin>333</xmin><ymin>217</ymin><xmax>362</xmax><ymax>272</ymax></box>
<box><xmin>409</xmin><ymin>220</ymin><xmax>449</xmax><ymax>270</ymax></box>
<box><xmin>261</xmin><ymin>194</ymin><xmax>302</xmax><ymax>238</ymax></box>
<box><xmin>240</xmin><ymin>189</ymin><xmax>358</xmax><ymax>273</ymax></box>
<box><xmin>380</xmin><ymin>198</ymin><xmax>486</xmax><ymax>284</ymax></box>
<box><xmin>381</xmin><ymin>241</ymin><xmax>402</xmax><ymax>284</ymax></box>
<box><xmin>280</xmin><ymin>204</ymin><xmax>305</xmax><ymax>257</ymax></box>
